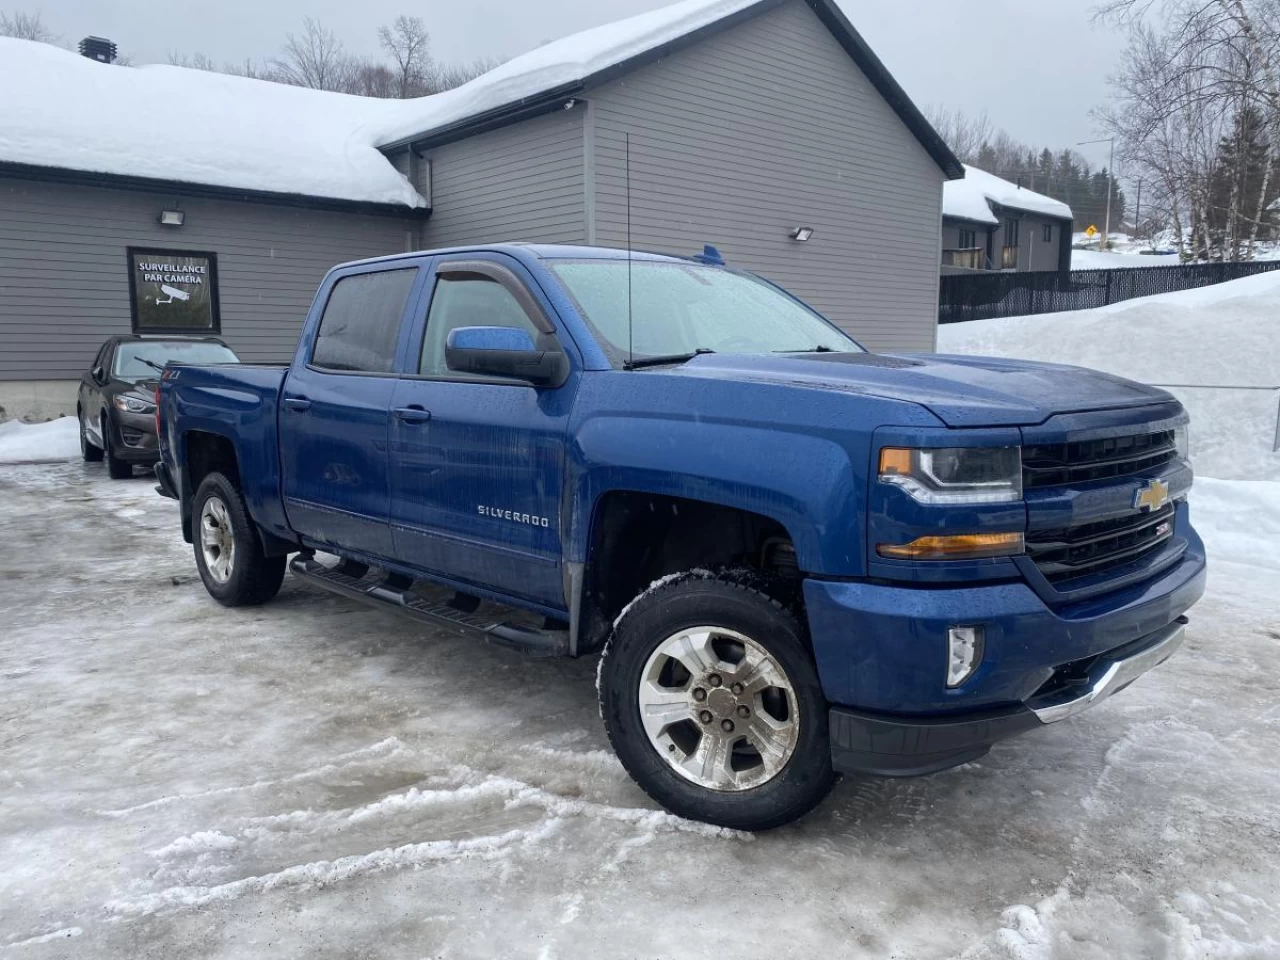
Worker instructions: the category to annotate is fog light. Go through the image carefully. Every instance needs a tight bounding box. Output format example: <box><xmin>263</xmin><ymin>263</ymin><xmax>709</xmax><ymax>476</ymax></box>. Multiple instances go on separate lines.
<box><xmin>947</xmin><ymin>625</ymin><xmax>984</xmax><ymax>688</ymax></box>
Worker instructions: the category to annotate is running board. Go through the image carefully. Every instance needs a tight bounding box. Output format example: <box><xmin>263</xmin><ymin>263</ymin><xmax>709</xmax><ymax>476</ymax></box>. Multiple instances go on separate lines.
<box><xmin>289</xmin><ymin>555</ymin><xmax>570</xmax><ymax>657</ymax></box>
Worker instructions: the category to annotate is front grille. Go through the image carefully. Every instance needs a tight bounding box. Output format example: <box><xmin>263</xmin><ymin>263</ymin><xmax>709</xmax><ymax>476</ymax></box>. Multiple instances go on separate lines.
<box><xmin>1023</xmin><ymin>430</ymin><xmax>1177</xmax><ymax>488</ymax></box>
<box><xmin>1027</xmin><ymin>504</ymin><xmax>1176</xmax><ymax>584</ymax></box>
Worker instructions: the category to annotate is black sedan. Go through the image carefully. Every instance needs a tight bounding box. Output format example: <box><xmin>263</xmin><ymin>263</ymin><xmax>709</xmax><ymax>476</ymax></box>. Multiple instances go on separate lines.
<box><xmin>78</xmin><ymin>335</ymin><xmax>239</xmax><ymax>478</ymax></box>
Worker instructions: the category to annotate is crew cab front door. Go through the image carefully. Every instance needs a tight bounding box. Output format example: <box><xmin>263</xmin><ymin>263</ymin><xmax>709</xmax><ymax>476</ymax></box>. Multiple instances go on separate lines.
<box><xmin>387</xmin><ymin>255</ymin><xmax>577</xmax><ymax>609</ymax></box>
<box><xmin>279</xmin><ymin>263</ymin><xmax>424</xmax><ymax>559</ymax></box>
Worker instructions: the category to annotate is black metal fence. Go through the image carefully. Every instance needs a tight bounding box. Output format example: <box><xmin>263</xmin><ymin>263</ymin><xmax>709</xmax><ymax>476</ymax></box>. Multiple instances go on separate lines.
<box><xmin>939</xmin><ymin>260</ymin><xmax>1280</xmax><ymax>324</ymax></box>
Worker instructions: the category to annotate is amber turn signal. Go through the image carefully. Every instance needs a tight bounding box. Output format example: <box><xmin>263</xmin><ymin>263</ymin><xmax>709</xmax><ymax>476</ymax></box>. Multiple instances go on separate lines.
<box><xmin>877</xmin><ymin>532</ymin><xmax>1024</xmax><ymax>560</ymax></box>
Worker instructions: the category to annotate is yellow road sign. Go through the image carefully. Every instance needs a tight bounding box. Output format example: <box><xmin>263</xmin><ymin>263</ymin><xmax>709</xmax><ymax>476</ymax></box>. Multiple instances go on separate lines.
<box><xmin>1085</xmin><ymin>225</ymin><xmax>1099</xmax><ymax>238</ymax></box>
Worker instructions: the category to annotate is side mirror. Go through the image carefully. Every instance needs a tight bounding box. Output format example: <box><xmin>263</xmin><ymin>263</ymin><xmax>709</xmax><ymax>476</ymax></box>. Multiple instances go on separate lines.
<box><xmin>445</xmin><ymin>326</ymin><xmax>568</xmax><ymax>386</ymax></box>
<box><xmin>92</xmin><ymin>366</ymin><xmax>106</xmax><ymax>385</ymax></box>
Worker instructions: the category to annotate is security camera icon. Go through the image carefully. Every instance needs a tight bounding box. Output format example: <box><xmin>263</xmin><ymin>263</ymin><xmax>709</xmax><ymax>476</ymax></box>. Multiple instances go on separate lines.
<box><xmin>155</xmin><ymin>284</ymin><xmax>191</xmax><ymax>305</ymax></box>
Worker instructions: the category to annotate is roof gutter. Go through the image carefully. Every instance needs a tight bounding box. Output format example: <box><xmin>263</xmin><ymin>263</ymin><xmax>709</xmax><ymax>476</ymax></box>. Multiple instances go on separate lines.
<box><xmin>380</xmin><ymin>81</ymin><xmax>587</xmax><ymax>156</ymax></box>
<box><xmin>0</xmin><ymin>161</ymin><xmax>428</xmax><ymax>218</ymax></box>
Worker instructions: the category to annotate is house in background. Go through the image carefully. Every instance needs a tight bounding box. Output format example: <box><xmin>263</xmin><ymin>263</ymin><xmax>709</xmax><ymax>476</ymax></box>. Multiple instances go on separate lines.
<box><xmin>941</xmin><ymin>166</ymin><xmax>1073</xmax><ymax>274</ymax></box>
<box><xmin>0</xmin><ymin>0</ymin><xmax>962</xmax><ymax>419</ymax></box>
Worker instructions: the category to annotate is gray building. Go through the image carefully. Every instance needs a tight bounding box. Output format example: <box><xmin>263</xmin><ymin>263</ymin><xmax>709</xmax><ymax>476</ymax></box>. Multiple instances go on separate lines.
<box><xmin>0</xmin><ymin>0</ymin><xmax>962</xmax><ymax>420</ymax></box>
<box><xmin>940</xmin><ymin>165</ymin><xmax>1073</xmax><ymax>274</ymax></box>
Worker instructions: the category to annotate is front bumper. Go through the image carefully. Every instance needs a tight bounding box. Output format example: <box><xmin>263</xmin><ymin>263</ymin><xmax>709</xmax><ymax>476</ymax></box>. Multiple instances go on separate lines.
<box><xmin>828</xmin><ymin>617</ymin><xmax>1187</xmax><ymax>775</ymax></box>
<box><xmin>804</xmin><ymin>513</ymin><xmax>1205</xmax><ymax>776</ymax></box>
<box><xmin>108</xmin><ymin>409</ymin><xmax>159</xmax><ymax>462</ymax></box>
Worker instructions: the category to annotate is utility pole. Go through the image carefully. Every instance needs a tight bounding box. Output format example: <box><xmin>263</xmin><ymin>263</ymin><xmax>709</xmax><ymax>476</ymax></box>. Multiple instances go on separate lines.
<box><xmin>1079</xmin><ymin>137</ymin><xmax>1116</xmax><ymax>249</ymax></box>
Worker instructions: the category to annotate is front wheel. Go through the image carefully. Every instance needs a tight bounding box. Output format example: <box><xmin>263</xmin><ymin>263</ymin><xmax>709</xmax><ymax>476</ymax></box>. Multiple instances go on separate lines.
<box><xmin>598</xmin><ymin>571</ymin><xmax>836</xmax><ymax>831</ymax></box>
<box><xmin>79</xmin><ymin>409</ymin><xmax>103</xmax><ymax>462</ymax></box>
<box><xmin>192</xmin><ymin>471</ymin><xmax>286</xmax><ymax>606</ymax></box>
<box><xmin>102</xmin><ymin>415</ymin><xmax>132</xmax><ymax>479</ymax></box>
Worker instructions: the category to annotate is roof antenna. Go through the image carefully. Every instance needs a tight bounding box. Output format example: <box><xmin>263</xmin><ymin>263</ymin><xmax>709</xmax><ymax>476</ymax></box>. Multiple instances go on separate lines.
<box><xmin>626</xmin><ymin>132</ymin><xmax>634</xmax><ymax>367</ymax></box>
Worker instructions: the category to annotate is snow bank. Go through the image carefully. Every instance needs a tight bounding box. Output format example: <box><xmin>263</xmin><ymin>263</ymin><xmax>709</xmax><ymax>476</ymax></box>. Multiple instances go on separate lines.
<box><xmin>0</xmin><ymin>417</ymin><xmax>79</xmax><ymax>464</ymax></box>
<box><xmin>0</xmin><ymin>39</ymin><xmax>421</xmax><ymax>208</ymax></box>
<box><xmin>1072</xmin><ymin>248</ymin><xmax>1179</xmax><ymax>270</ymax></box>
<box><xmin>943</xmin><ymin>165</ymin><xmax>1072</xmax><ymax>225</ymax></box>
<box><xmin>938</xmin><ymin>271</ymin><xmax>1280</xmax><ymax>481</ymax></box>
<box><xmin>365</xmin><ymin>0</ymin><xmax>762</xmax><ymax>147</ymax></box>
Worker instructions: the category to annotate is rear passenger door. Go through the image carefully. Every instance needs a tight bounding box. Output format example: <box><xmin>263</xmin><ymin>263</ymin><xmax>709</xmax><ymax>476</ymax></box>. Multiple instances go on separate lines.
<box><xmin>279</xmin><ymin>263</ymin><xmax>425</xmax><ymax>559</ymax></box>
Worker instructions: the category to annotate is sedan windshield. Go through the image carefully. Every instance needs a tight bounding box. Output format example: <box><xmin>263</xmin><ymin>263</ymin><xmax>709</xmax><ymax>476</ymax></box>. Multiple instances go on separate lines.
<box><xmin>548</xmin><ymin>260</ymin><xmax>861</xmax><ymax>366</ymax></box>
<box><xmin>112</xmin><ymin>341</ymin><xmax>239</xmax><ymax>381</ymax></box>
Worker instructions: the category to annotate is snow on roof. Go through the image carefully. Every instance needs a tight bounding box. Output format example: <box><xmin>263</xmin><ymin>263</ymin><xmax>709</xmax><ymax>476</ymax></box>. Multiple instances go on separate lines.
<box><xmin>0</xmin><ymin>38</ymin><xmax>422</xmax><ymax>207</ymax></box>
<box><xmin>943</xmin><ymin>165</ymin><xmax>1072</xmax><ymax>225</ymax></box>
<box><xmin>365</xmin><ymin>0</ymin><xmax>764</xmax><ymax>147</ymax></box>
<box><xmin>0</xmin><ymin>0</ymin><xmax>766</xmax><ymax>207</ymax></box>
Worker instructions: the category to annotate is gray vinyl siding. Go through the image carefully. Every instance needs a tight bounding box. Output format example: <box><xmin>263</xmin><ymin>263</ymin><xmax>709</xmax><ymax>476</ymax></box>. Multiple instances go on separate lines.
<box><xmin>589</xmin><ymin>0</ymin><xmax>944</xmax><ymax>353</ymax></box>
<box><xmin>419</xmin><ymin>108</ymin><xmax>585</xmax><ymax>249</ymax></box>
<box><xmin>0</xmin><ymin>177</ymin><xmax>414</xmax><ymax>380</ymax></box>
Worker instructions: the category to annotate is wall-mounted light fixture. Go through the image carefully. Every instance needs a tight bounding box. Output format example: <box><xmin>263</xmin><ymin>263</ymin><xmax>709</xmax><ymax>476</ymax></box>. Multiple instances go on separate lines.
<box><xmin>158</xmin><ymin>209</ymin><xmax>185</xmax><ymax>227</ymax></box>
<box><xmin>789</xmin><ymin>226</ymin><xmax>814</xmax><ymax>242</ymax></box>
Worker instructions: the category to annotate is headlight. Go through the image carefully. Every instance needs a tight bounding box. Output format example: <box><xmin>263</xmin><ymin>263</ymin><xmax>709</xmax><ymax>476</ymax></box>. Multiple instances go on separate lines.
<box><xmin>879</xmin><ymin>446</ymin><xmax>1023</xmax><ymax>504</ymax></box>
<box><xmin>1174</xmin><ymin>424</ymin><xmax>1189</xmax><ymax>460</ymax></box>
<box><xmin>113</xmin><ymin>395</ymin><xmax>155</xmax><ymax>414</ymax></box>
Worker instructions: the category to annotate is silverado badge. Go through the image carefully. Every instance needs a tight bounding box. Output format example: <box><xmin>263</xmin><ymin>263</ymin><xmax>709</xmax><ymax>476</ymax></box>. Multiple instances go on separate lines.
<box><xmin>1134</xmin><ymin>478</ymin><xmax>1171</xmax><ymax>512</ymax></box>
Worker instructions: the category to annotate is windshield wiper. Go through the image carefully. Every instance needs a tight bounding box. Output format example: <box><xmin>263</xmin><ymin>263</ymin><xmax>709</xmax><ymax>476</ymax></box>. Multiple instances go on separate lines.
<box><xmin>775</xmin><ymin>345</ymin><xmax>837</xmax><ymax>354</ymax></box>
<box><xmin>138</xmin><ymin>358</ymin><xmax>167</xmax><ymax>373</ymax></box>
<box><xmin>623</xmin><ymin>348</ymin><xmax>715</xmax><ymax>371</ymax></box>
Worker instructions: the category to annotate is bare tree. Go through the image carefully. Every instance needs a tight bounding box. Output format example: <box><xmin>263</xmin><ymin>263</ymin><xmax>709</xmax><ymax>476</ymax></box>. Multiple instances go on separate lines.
<box><xmin>168</xmin><ymin>51</ymin><xmax>219</xmax><ymax>71</ymax></box>
<box><xmin>0</xmin><ymin>9</ymin><xmax>55</xmax><ymax>41</ymax></box>
<box><xmin>346</xmin><ymin>59</ymin><xmax>399</xmax><ymax>98</ymax></box>
<box><xmin>1097</xmin><ymin>0</ymin><xmax>1280</xmax><ymax>258</ymax></box>
<box><xmin>924</xmin><ymin>105</ymin><xmax>994</xmax><ymax>164</ymax></box>
<box><xmin>378</xmin><ymin>14</ymin><xmax>432</xmax><ymax>98</ymax></box>
<box><xmin>425</xmin><ymin>56</ymin><xmax>501</xmax><ymax>94</ymax></box>
<box><xmin>273</xmin><ymin>18</ymin><xmax>351</xmax><ymax>91</ymax></box>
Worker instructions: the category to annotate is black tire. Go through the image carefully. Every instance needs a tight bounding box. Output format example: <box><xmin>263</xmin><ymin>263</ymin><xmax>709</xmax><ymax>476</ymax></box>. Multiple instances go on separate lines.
<box><xmin>598</xmin><ymin>571</ymin><xmax>837</xmax><ymax>831</ymax></box>
<box><xmin>102</xmin><ymin>415</ymin><xmax>132</xmax><ymax>479</ymax></box>
<box><xmin>79</xmin><ymin>409</ymin><xmax>103</xmax><ymax>462</ymax></box>
<box><xmin>192</xmin><ymin>471</ymin><xmax>286</xmax><ymax>606</ymax></box>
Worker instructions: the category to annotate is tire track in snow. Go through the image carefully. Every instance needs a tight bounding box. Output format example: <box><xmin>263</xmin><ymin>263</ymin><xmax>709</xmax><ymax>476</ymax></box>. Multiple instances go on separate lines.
<box><xmin>113</xmin><ymin>768</ymin><xmax>748</xmax><ymax>920</ymax></box>
<box><xmin>96</xmin><ymin>737</ymin><xmax>406</xmax><ymax>817</ymax></box>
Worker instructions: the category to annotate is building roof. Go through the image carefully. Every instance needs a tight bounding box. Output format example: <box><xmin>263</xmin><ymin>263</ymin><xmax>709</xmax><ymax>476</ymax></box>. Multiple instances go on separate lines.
<box><xmin>0</xmin><ymin>0</ymin><xmax>960</xmax><ymax>208</ymax></box>
<box><xmin>0</xmin><ymin>37</ymin><xmax>422</xmax><ymax>209</ymax></box>
<box><xmin>368</xmin><ymin>0</ymin><xmax>963</xmax><ymax>178</ymax></box>
<box><xmin>943</xmin><ymin>165</ymin><xmax>1073</xmax><ymax>225</ymax></box>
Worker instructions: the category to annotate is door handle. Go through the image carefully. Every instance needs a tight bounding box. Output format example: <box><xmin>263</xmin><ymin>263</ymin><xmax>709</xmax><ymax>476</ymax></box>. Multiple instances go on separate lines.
<box><xmin>393</xmin><ymin>406</ymin><xmax>431</xmax><ymax>424</ymax></box>
<box><xmin>283</xmin><ymin>397</ymin><xmax>312</xmax><ymax>412</ymax></box>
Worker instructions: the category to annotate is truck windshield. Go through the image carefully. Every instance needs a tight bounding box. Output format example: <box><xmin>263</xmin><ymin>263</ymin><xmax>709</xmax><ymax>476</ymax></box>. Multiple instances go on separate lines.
<box><xmin>113</xmin><ymin>341</ymin><xmax>239</xmax><ymax>381</ymax></box>
<box><xmin>548</xmin><ymin>260</ymin><xmax>861</xmax><ymax>366</ymax></box>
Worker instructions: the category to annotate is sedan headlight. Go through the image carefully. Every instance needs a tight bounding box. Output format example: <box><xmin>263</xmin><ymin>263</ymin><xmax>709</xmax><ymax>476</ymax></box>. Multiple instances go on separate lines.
<box><xmin>1174</xmin><ymin>424</ymin><xmax>1189</xmax><ymax>460</ymax></box>
<box><xmin>879</xmin><ymin>446</ymin><xmax>1023</xmax><ymax>505</ymax></box>
<box><xmin>113</xmin><ymin>395</ymin><xmax>156</xmax><ymax>414</ymax></box>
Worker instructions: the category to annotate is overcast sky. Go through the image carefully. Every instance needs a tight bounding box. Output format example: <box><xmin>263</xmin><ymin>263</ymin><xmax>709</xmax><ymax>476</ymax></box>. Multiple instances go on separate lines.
<box><xmin>29</xmin><ymin>0</ymin><xmax>1126</xmax><ymax>170</ymax></box>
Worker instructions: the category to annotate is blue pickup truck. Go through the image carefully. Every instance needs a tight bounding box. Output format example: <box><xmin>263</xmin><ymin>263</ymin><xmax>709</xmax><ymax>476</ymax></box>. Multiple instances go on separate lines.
<box><xmin>156</xmin><ymin>243</ymin><xmax>1205</xmax><ymax>830</ymax></box>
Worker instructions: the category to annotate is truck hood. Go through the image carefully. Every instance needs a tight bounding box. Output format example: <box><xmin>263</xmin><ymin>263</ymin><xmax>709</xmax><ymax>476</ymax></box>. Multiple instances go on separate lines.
<box><xmin>665</xmin><ymin>352</ymin><xmax>1174</xmax><ymax>427</ymax></box>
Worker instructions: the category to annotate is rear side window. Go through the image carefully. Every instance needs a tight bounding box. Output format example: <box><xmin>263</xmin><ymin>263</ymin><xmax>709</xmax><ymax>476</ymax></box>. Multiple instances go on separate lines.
<box><xmin>311</xmin><ymin>269</ymin><xmax>417</xmax><ymax>373</ymax></box>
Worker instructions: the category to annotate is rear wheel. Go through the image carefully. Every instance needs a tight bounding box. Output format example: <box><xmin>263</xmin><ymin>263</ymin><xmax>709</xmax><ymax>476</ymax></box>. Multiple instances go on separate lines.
<box><xmin>192</xmin><ymin>471</ymin><xmax>286</xmax><ymax>606</ymax></box>
<box><xmin>102</xmin><ymin>415</ymin><xmax>132</xmax><ymax>479</ymax></box>
<box><xmin>598</xmin><ymin>571</ymin><xmax>836</xmax><ymax>831</ymax></box>
<box><xmin>79</xmin><ymin>408</ymin><xmax>102</xmax><ymax>462</ymax></box>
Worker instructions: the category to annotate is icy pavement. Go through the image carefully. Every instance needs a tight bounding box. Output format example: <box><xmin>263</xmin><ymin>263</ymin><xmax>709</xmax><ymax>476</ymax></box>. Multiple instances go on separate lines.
<box><xmin>1</xmin><ymin>462</ymin><xmax>1278</xmax><ymax>959</ymax></box>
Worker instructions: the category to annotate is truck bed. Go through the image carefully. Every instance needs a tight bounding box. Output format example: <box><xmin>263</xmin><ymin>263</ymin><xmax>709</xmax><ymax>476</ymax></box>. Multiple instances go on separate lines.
<box><xmin>158</xmin><ymin>362</ymin><xmax>292</xmax><ymax>543</ymax></box>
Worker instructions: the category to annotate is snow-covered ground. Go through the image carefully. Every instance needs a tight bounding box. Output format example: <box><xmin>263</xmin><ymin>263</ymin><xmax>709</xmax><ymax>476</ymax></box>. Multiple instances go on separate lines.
<box><xmin>3</xmin><ymin>277</ymin><xmax>1279</xmax><ymax>957</ymax></box>
<box><xmin>0</xmin><ymin>461</ymin><xmax>1277</xmax><ymax>958</ymax></box>
<box><xmin>0</xmin><ymin>416</ymin><xmax>78</xmax><ymax>464</ymax></box>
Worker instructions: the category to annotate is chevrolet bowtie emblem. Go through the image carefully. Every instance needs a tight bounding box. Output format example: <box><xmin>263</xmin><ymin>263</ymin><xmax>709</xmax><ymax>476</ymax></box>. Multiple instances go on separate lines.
<box><xmin>1134</xmin><ymin>478</ymin><xmax>1171</xmax><ymax>512</ymax></box>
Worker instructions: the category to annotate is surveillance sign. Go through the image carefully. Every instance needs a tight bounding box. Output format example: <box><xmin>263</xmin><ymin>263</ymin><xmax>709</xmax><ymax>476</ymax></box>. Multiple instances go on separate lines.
<box><xmin>128</xmin><ymin>248</ymin><xmax>218</xmax><ymax>332</ymax></box>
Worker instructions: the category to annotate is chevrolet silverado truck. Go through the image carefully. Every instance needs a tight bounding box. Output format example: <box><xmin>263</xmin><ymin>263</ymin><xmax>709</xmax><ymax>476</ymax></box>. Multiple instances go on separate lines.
<box><xmin>155</xmin><ymin>244</ymin><xmax>1205</xmax><ymax>830</ymax></box>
